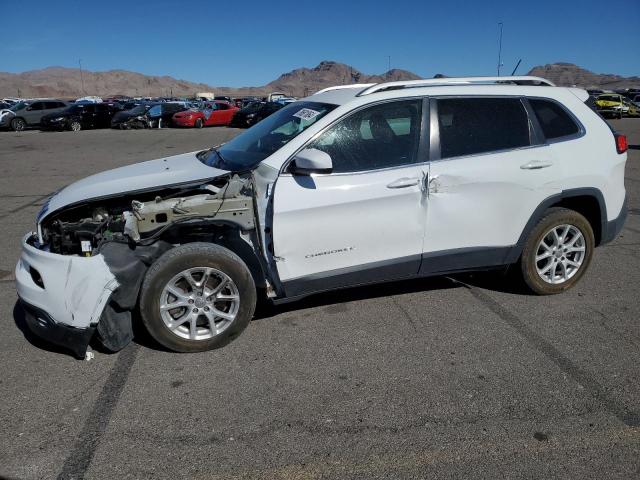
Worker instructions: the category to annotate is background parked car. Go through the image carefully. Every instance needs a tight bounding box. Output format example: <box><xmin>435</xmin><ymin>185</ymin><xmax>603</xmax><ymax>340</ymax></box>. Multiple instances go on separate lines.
<box><xmin>595</xmin><ymin>94</ymin><xmax>638</xmax><ymax>118</ymax></box>
<box><xmin>0</xmin><ymin>99</ymin><xmax>68</xmax><ymax>131</ymax></box>
<box><xmin>230</xmin><ymin>101</ymin><xmax>284</xmax><ymax>127</ymax></box>
<box><xmin>145</xmin><ymin>102</ymin><xmax>190</xmax><ymax>127</ymax></box>
<box><xmin>40</xmin><ymin>103</ymin><xmax>121</xmax><ymax>131</ymax></box>
<box><xmin>111</xmin><ymin>103</ymin><xmax>152</xmax><ymax>128</ymax></box>
<box><xmin>172</xmin><ymin>101</ymin><xmax>238</xmax><ymax>128</ymax></box>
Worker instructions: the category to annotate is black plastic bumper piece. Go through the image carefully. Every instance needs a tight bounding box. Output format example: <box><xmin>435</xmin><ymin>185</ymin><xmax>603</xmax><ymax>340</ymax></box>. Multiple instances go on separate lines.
<box><xmin>20</xmin><ymin>301</ymin><xmax>95</xmax><ymax>359</ymax></box>
<box><xmin>601</xmin><ymin>196</ymin><xmax>628</xmax><ymax>245</ymax></box>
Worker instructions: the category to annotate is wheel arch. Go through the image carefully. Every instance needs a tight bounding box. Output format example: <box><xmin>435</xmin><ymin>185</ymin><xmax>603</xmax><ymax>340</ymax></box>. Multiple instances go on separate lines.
<box><xmin>506</xmin><ymin>188</ymin><xmax>606</xmax><ymax>263</ymax></box>
<box><xmin>147</xmin><ymin>220</ymin><xmax>269</xmax><ymax>289</ymax></box>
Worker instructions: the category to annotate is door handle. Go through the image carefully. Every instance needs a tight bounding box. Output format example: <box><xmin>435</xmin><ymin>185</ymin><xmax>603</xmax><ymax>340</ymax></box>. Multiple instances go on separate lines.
<box><xmin>520</xmin><ymin>160</ymin><xmax>553</xmax><ymax>170</ymax></box>
<box><xmin>387</xmin><ymin>177</ymin><xmax>420</xmax><ymax>189</ymax></box>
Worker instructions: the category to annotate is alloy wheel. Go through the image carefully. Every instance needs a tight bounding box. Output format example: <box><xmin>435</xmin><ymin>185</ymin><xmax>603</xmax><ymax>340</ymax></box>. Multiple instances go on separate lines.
<box><xmin>159</xmin><ymin>267</ymin><xmax>240</xmax><ymax>341</ymax></box>
<box><xmin>535</xmin><ymin>224</ymin><xmax>586</xmax><ymax>285</ymax></box>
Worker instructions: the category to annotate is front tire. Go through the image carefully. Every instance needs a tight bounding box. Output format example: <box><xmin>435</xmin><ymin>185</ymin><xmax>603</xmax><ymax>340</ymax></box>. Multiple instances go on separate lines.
<box><xmin>69</xmin><ymin>121</ymin><xmax>82</xmax><ymax>132</ymax></box>
<box><xmin>519</xmin><ymin>207</ymin><xmax>594</xmax><ymax>295</ymax></box>
<box><xmin>195</xmin><ymin>118</ymin><xmax>203</xmax><ymax>129</ymax></box>
<box><xmin>139</xmin><ymin>243</ymin><xmax>256</xmax><ymax>352</ymax></box>
<box><xmin>11</xmin><ymin>117</ymin><xmax>26</xmax><ymax>131</ymax></box>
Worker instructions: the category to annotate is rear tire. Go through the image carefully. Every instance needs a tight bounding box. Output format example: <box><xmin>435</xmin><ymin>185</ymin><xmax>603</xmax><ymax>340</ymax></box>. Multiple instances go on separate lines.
<box><xmin>11</xmin><ymin>117</ymin><xmax>26</xmax><ymax>131</ymax></box>
<box><xmin>139</xmin><ymin>243</ymin><xmax>256</xmax><ymax>352</ymax></box>
<box><xmin>519</xmin><ymin>207</ymin><xmax>594</xmax><ymax>295</ymax></box>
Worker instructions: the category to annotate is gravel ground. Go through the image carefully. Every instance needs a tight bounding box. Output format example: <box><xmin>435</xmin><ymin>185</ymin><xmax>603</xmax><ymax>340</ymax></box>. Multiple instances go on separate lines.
<box><xmin>0</xmin><ymin>121</ymin><xmax>638</xmax><ymax>479</ymax></box>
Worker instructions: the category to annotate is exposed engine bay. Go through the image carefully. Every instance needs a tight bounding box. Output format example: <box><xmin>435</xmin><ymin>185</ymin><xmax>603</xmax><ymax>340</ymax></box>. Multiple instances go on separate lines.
<box><xmin>39</xmin><ymin>174</ymin><xmax>255</xmax><ymax>256</ymax></box>
<box><xmin>25</xmin><ymin>172</ymin><xmax>273</xmax><ymax>357</ymax></box>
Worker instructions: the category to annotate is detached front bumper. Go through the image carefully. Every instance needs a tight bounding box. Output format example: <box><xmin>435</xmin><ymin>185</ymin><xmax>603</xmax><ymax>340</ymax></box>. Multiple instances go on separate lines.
<box><xmin>15</xmin><ymin>233</ymin><xmax>119</xmax><ymax>357</ymax></box>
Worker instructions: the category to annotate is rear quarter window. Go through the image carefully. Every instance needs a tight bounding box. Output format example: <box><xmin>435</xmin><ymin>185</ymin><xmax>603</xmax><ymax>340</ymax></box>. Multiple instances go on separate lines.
<box><xmin>529</xmin><ymin>99</ymin><xmax>580</xmax><ymax>140</ymax></box>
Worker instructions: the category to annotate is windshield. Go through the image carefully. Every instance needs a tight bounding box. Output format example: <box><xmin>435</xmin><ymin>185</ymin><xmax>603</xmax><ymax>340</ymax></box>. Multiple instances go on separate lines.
<box><xmin>202</xmin><ymin>101</ymin><xmax>337</xmax><ymax>171</ymax></box>
<box><xmin>64</xmin><ymin>105</ymin><xmax>84</xmax><ymax>113</ymax></box>
<box><xmin>10</xmin><ymin>102</ymin><xmax>27</xmax><ymax>112</ymax></box>
<box><xmin>127</xmin><ymin>105</ymin><xmax>148</xmax><ymax>115</ymax></box>
<box><xmin>241</xmin><ymin>102</ymin><xmax>262</xmax><ymax>113</ymax></box>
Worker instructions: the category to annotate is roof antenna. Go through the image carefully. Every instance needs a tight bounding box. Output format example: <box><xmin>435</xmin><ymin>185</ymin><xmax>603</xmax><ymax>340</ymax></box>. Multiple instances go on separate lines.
<box><xmin>511</xmin><ymin>59</ymin><xmax>522</xmax><ymax>76</ymax></box>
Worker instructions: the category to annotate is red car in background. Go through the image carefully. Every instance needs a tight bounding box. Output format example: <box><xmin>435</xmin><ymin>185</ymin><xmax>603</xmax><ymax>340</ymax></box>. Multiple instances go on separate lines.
<box><xmin>172</xmin><ymin>101</ymin><xmax>239</xmax><ymax>128</ymax></box>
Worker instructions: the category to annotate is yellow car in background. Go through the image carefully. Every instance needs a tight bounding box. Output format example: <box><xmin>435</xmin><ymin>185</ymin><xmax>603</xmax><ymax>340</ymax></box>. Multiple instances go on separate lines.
<box><xmin>595</xmin><ymin>94</ymin><xmax>640</xmax><ymax>118</ymax></box>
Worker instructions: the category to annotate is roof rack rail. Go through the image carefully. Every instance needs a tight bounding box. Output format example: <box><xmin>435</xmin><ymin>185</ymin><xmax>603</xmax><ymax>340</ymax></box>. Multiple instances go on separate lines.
<box><xmin>357</xmin><ymin>76</ymin><xmax>555</xmax><ymax>96</ymax></box>
<box><xmin>315</xmin><ymin>83</ymin><xmax>376</xmax><ymax>94</ymax></box>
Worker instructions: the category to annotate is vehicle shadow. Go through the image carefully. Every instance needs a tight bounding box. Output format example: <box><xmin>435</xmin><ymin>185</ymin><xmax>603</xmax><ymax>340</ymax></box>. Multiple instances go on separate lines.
<box><xmin>448</xmin><ymin>269</ymin><xmax>535</xmax><ymax>296</ymax></box>
<box><xmin>628</xmin><ymin>144</ymin><xmax>640</xmax><ymax>150</ymax></box>
<box><xmin>254</xmin><ymin>275</ymin><xmax>460</xmax><ymax>320</ymax></box>
<box><xmin>13</xmin><ymin>270</ymin><xmax>531</xmax><ymax>356</ymax></box>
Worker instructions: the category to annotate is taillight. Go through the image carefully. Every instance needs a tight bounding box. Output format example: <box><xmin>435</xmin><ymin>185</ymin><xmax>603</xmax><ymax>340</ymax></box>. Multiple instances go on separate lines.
<box><xmin>615</xmin><ymin>133</ymin><xmax>628</xmax><ymax>154</ymax></box>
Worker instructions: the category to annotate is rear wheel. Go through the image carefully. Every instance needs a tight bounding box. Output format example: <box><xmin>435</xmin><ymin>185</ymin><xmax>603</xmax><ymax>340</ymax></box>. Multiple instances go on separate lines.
<box><xmin>10</xmin><ymin>117</ymin><xmax>26</xmax><ymax>131</ymax></box>
<box><xmin>519</xmin><ymin>207</ymin><xmax>594</xmax><ymax>295</ymax></box>
<box><xmin>139</xmin><ymin>243</ymin><xmax>256</xmax><ymax>352</ymax></box>
<box><xmin>195</xmin><ymin>118</ymin><xmax>203</xmax><ymax>129</ymax></box>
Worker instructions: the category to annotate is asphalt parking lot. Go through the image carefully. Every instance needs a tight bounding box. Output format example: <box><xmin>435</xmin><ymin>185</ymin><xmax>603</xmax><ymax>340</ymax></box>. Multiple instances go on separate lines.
<box><xmin>0</xmin><ymin>122</ymin><xmax>639</xmax><ymax>479</ymax></box>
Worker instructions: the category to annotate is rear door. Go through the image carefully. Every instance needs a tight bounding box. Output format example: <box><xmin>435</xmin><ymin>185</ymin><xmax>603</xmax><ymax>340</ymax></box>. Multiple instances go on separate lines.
<box><xmin>422</xmin><ymin>96</ymin><xmax>562</xmax><ymax>273</ymax></box>
<box><xmin>272</xmin><ymin>99</ymin><xmax>428</xmax><ymax>296</ymax></box>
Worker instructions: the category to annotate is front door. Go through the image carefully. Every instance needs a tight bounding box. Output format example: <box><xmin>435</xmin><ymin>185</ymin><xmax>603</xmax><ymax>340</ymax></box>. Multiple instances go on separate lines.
<box><xmin>272</xmin><ymin>99</ymin><xmax>428</xmax><ymax>297</ymax></box>
<box><xmin>24</xmin><ymin>102</ymin><xmax>45</xmax><ymax>125</ymax></box>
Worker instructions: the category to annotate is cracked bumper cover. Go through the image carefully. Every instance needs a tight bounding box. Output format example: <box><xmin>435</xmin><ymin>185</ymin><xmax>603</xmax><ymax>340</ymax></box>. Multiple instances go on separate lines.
<box><xmin>15</xmin><ymin>233</ymin><xmax>119</xmax><ymax>357</ymax></box>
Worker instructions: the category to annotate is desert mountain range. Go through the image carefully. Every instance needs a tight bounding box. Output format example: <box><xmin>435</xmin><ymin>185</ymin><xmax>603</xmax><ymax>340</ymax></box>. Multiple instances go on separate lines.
<box><xmin>1</xmin><ymin>61</ymin><xmax>638</xmax><ymax>99</ymax></box>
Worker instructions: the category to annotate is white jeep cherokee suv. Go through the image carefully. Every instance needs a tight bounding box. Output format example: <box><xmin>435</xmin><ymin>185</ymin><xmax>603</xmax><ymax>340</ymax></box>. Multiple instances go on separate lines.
<box><xmin>15</xmin><ymin>76</ymin><xmax>628</xmax><ymax>357</ymax></box>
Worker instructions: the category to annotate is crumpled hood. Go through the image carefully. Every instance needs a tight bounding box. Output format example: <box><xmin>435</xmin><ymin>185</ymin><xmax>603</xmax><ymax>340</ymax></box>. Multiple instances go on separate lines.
<box><xmin>40</xmin><ymin>151</ymin><xmax>228</xmax><ymax>221</ymax></box>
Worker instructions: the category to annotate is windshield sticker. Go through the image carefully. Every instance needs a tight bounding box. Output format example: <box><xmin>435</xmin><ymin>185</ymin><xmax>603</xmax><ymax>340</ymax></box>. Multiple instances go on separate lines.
<box><xmin>292</xmin><ymin>108</ymin><xmax>321</xmax><ymax>121</ymax></box>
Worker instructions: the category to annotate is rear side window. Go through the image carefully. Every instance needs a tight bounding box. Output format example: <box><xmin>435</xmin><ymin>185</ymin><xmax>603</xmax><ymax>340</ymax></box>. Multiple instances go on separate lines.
<box><xmin>437</xmin><ymin>98</ymin><xmax>530</xmax><ymax>159</ymax></box>
<box><xmin>529</xmin><ymin>99</ymin><xmax>580</xmax><ymax>140</ymax></box>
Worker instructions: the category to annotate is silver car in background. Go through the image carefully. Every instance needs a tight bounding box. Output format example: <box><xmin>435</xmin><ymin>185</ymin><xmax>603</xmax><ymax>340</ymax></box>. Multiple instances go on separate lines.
<box><xmin>0</xmin><ymin>99</ymin><xmax>68</xmax><ymax>131</ymax></box>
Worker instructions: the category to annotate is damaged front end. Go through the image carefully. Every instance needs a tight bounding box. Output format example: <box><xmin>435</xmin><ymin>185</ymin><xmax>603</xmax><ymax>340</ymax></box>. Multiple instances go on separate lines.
<box><xmin>17</xmin><ymin>173</ymin><xmax>259</xmax><ymax>358</ymax></box>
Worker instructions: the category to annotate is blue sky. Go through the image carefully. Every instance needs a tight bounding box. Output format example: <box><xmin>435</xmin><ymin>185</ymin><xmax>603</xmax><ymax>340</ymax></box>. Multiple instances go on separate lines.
<box><xmin>1</xmin><ymin>0</ymin><xmax>638</xmax><ymax>86</ymax></box>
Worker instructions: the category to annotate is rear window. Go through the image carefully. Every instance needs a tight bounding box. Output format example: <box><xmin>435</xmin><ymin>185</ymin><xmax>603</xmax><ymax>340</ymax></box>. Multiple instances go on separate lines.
<box><xmin>437</xmin><ymin>97</ymin><xmax>531</xmax><ymax>159</ymax></box>
<box><xmin>529</xmin><ymin>99</ymin><xmax>580</xmax><ymax>140</ymax></box>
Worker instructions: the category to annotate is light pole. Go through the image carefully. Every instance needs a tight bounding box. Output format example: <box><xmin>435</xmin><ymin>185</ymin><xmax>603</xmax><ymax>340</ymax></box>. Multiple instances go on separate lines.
<box><xmin>78</xmin><ymin>59</ymin><xmax>85</xmax><ymax>94</ymax></box>
<box><xmin>497</xmin><ymin>22</ymin><xmax>504</xmax><ymax>76</ymax></box>
<box><xmin>388</xmin><ymin>55</ymin><xmax>391</xmax><ymax>72</ymax></box>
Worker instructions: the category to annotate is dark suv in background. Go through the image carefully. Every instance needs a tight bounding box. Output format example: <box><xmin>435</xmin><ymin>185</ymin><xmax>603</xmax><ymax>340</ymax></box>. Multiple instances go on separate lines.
<box><xmin>0</xmin><ymin>100</ymin><xmax>68</xmax><ymax>131</ymax></box>
<box><xmin>230</xmin><ymin>101</ymin><xmax>284</xmax><ymax>127</ymax></box>
<box><xmin>40</xmin><ymin>103</ymin><xmax>122</xmax><ymax>131</ymax></box>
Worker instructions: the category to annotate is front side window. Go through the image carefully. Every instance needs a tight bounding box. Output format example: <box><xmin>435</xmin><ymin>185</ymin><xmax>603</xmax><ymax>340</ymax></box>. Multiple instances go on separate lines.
<box><xmin>308</xmin><ymin>100</ymin><xmax>422</xmax><ymax>173</ymax></box>
<box><xmin>437</xmin><ymin>97</ymin><xmax>530</xmax><ymax>159</ymax></box>
<box><xmin>29</xmin><ymin>102</ymin><xmax>44</xmax><ymax>110</ymax></box>
<box><xmin>529</xmin><ymin>99</ymin><xmax>580</xmax><ymax>140</ymax></box>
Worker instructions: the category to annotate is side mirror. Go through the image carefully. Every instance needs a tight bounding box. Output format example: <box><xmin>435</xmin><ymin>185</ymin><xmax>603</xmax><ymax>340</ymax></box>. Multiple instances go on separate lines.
<box><xmin>290</xmin><ymin>148</ymin><xmax>333</xmax><ymax>175</ymax></box>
